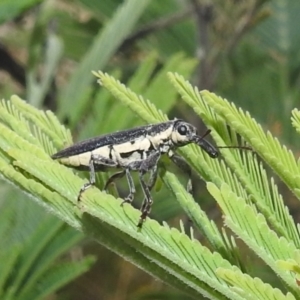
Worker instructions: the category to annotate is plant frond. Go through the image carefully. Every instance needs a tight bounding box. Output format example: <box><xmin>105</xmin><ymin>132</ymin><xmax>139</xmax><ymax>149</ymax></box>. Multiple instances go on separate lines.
<box><xmin>80</xmin><ymin>188</ymin><xmax>243</xmax><ymax>300</ymax></box>
<box><xmin>208</xmin><ymin>182</ymin><xmax>300</xmax><ymax>295</ymax></box>
<box><xmin>291</xmin><ymin>108</ymin><xmax>300</xmax><ymax>135</ymax></box>
<box><xmin>163</xmin><ymin>171</ymin><xmax>244</xmax><ymax>268</ymax></box>
<box><xmin>92</xmin><ymin>71</ymin><xmax>300</xmax><ymax>276</ymax></box>
<box><xmin>0</xmin><ymin>94</ymin><xmax>251</xmax><ymax>300</ymax></box>
<box><xmin>19</xmin><ymin>257</ymin><xmax>95</xmax><ymax>300</ymax></box>
<box><xmin>168</xmin><ymin>72</ymin><xmax>300</xmax><ymax>249</ymax></box>
<box><xmin>16</xmin><ymin>225</ymin><xmax>83</xmax><ymax>298</ymax></box>
<box><xmin>2</xmin><ymin>71</ymin><xmax>300</xmax><ymax>299</ymax></box>
<box><xmin>0</xmin><ymin>96</ymin><xmax>72</xmax><ymax>153</ymax></box>
<box><xmin>200</xmin><ymin>90</ymin><xmax>299</xmax><ymax>193</ymax></box>
<box><xmin>0</xmin><ymin>193</ymin><xmax>92</xmax><ymax>300</ymax></box>
<box><xmin>11</xmin><ymin>95</ymin><xmax>72</xmax><ymax>146</ymax></box>
<box><xmin>92</xmin><ymin>71</ymin><xmax>240</xmax><ymax>254</ymax></box>
<box><xmin>217</xmin><ymin>267</ymin><xmax>297</xmax><ymax>300</ymax></box>
<box><xmin>89</xmin><ymin>53</ymin><xmax>197</xmax><ymax>135</ymax></box>
<box><xmin>93</xmin><ymin>71</ymin><xmax>168</xmax><ymax>123</ymax></box>
<box><xmin>0</xmin><ymin>244</ymin><xmax>21</xmax><ymax>297</ymax></box>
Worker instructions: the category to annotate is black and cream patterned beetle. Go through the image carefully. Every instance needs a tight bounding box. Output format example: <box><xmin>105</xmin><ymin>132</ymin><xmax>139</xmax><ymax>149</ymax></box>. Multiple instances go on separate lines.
<box><xmin>52</xmin><ymin>119</ymin><xmax>219</xmax><ymax>227</ymax></box>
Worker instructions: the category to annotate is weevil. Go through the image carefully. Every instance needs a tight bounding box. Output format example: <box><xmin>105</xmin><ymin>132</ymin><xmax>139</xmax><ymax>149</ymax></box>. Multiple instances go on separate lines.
<box><xmin>52</xmin><ymin>119</ymin><xmax>222</xmax><ymax>227</ymax></box>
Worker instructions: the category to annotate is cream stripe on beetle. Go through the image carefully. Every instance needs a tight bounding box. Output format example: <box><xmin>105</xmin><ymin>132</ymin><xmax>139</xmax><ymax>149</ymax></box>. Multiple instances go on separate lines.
<box><xmin>52</xmin><ymin>119</ymin><xmax>220</xmax><ymax>228</ymax></box>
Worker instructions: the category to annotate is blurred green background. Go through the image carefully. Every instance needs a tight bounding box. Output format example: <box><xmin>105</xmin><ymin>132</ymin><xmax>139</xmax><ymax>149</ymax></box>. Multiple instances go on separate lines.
<box><xmin>1</xmin><ymin>0</ymin><xmax>300</xmax><ymax>299</ymax></box>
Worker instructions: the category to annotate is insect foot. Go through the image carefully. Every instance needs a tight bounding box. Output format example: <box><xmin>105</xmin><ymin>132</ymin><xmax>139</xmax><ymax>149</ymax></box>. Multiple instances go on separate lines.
<box><xmin>138</xmin><ymin>196</ymin><xmax>153</xmax><ymax>228</ymax></box>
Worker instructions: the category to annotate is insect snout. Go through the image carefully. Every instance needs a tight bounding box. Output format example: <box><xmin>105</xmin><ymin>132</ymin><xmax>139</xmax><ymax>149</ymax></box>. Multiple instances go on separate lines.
<box><xmin>195</xmin><ymin>137</ymin><xmax>219</xmax><ymax>158</ymax></box>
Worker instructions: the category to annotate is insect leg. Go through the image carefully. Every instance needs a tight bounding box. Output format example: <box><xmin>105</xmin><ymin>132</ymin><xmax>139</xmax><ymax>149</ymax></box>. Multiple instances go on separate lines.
<box><xmin>78</xmin><ymin>154</ymin><xmax>117</xmax><ymax>201</ymax></box>
<box><xmin>122</xmin><ymin>150</ymin><xmax>160</xmax><ymax>227</ymax></box>
<box><xmin>169</xmin><ymin>152</ymin><xmax>192</xmax><ymax>194</ymax></box>
<box><xmin>140</xmin><ymin>165</ymin><xmax>158</xmax><ymax>214</ymax></box>
<box><xmin>104</xmin><ymin>169</ymin><xmax>136</xmax><ymax>206</ymax></box>
<box><xmin>148</xmin><ymin>165</ymin><xmax>158</xmax><ymax>190</ymax></box>
<box><xmin>122</xmin><ymin>168</ymin><xmax>136</xmax><ymax>205</ymax></box>
<box><xmin>105</xmin><ymin>164</ymin><xmax>158</xmax><ymax>211</ymax></box>
<box><xmin>137</xmin><ymin>151</ymin><xmax>161</xmax><ymax>227</ymax></box>
<box><xmin>138</xmin><ymin>172</ymin><xmax>153</xmax><ymax>227</ymax></box>
<box><xmin>104</xmin><ymin>170</ymin><xmax>126</xmax><ymax>190</ymax></box>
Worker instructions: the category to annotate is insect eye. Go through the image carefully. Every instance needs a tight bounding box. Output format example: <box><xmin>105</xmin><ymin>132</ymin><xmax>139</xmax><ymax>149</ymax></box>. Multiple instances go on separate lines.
<box><xmin>178</xmin><ymin>125</ymin><xmax>187</xmax><ymax>135</ymax></box>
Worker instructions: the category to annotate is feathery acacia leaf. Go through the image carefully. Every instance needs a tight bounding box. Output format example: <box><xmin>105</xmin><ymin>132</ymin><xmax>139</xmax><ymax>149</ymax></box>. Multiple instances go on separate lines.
<box><xmin>169</xmin><ymin>73</ymin><xmax>300</xmax><ymax>248</ymax></box>
<box><xmin>0</xmin><ymin>95</ymin><xmax>244</xmax><ymax>299</ymax></box>
<box><xmin>1</xmin><ymin>68</ymin><xmax>300</xmax><ymax>299</ymax></box>
<box><xmin>93</xmin><ymin>71</ymin><xmax>168</xmax><ymax>123</ymax></box>
<box><xmin>208</xmin><ymin>182</ymin><xmax>300</xmax><ymax>295</ymax></box>
<box><xmin>217</xmin><ymin>267</ymin><xmax>297</xmax><ymax>300</ymax></box>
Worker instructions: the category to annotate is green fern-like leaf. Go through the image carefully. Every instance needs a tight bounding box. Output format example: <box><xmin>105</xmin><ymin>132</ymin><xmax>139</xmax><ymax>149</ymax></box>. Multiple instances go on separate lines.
<box><xmin>1</xmin><ymin>68</ymin><xmax>300</xmax><ymax>299</ymax></box>
<box><xmin>208</xmin><ymin>182</ymin><xmax>300</xmax><ymax>296</ymax></box>
<box><xmin>217</xmin><ymin>267</ymin><xmax>297</xmax><ymax>300</ymax></box>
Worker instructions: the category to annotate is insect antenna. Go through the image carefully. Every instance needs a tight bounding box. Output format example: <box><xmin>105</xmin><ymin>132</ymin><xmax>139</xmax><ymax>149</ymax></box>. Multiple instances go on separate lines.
<box><xmin>217</xmin><ymin>145</ymin><xmax>253</xmax><ymax>151</ymax></box>
<box><xmin>196</xmin><ymin>129</ymin><xmax>253</xmax><ymax>158</ymax></box>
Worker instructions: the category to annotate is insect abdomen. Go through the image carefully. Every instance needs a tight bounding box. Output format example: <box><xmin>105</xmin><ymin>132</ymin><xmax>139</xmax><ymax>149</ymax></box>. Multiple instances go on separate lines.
<box><xmin>57</xmin><ymin>152</ymin><xmax>91</xmax><ymax>167</ymax></box>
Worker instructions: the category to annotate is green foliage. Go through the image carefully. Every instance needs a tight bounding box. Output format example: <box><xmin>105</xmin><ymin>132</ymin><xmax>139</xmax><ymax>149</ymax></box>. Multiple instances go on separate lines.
<box><xmin>0</xmin><ymin>0</ymin><xmax>42</xmax><ymax>24</ymax></box>
<box><xmin>26</xmin><ymin>1</ymin><xmax>64</xmax><ymax>107</ymax></box>
<box><xmin>59</xmin><ymin>0</ymin><xmax>151</xmax><ymax>120</ymax></box>
<box><xmin>220</xmin><ymin>0</ymin><xmax>300</xmax><ymax>143</ymax></box>
<box><xmin>0</xmin><ymin>98</ymin><xmax>94</xmax><ymax>300</ymax></box>
<box><xmin>0</xmin><ymin>196</ymin><xmax>95</xmax><ymax>300</ymax></box>
<box><xmin>2</xmin><ymin>0</ymin><xmax>300</xmax><ymax>298</ymax></box>
<box><xmin>0</xmin><ymin>71</ymin><xmax>300</xmax><ymax>299</ymax></box>
<box><xmin>82</xmin><ymin>52</ymin><xmax>197</xmax><ymax>137</ymax></box>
